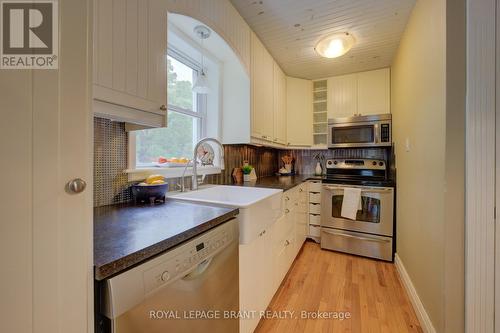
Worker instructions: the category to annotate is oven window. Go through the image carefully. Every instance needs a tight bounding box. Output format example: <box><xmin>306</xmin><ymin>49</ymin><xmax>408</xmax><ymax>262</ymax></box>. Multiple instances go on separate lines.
<box><xmin>332</xmin><ymin>125</ymin><xmax>374</xmax><ymax>144</ymax></box>
<box><xmin>331</xmin><ymin>195</ymin><xmax>381</xmax><ymax>223</ymax></box>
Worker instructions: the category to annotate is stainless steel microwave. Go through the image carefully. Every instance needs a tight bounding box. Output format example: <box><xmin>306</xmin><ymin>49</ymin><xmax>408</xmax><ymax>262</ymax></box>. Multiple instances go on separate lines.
<box><xmin>328</xmin><ymin>114</ymin><xmax>392</xmax><ymax>148</ymax></box>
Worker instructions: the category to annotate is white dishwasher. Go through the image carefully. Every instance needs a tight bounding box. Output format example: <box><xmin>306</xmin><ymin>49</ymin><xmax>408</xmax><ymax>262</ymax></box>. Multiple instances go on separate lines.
<box><xmin>99</xmin><ymin>218</ymin><xmax>239</xmax><ymax>333</ymax></box>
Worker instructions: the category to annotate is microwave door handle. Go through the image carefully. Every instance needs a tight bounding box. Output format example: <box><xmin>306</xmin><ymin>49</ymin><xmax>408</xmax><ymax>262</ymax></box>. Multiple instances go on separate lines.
<box><xmin>322</xmin><ymin>229</ymin><xmax>391</xmax><ymax>243</ymax></box>
<box><xmin>374</xmin><ymin>123</ymin><xmax>380</xmax><ymax>144</ymax></box>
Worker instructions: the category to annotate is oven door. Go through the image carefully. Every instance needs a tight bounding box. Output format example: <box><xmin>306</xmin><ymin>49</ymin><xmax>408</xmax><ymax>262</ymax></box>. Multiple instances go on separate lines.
<box><xmin>321</xmin><ymin>185</ymin><xmax>394</xmax><ymax>236</ymax></box>
<box><xmin>328</xmin><ymin>122</ymin><xmax>378</xmax><ymax>148</ymax></box>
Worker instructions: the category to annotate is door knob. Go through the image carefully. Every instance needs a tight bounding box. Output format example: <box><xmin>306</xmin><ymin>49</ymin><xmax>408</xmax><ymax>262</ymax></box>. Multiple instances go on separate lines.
<box><xmin>160</xmin><ymin>105</ymin><xmax>167</xmax><ymax>111</ymax></box>
<box><xmin>67</xmin><ymin>178</ymin><xmax>87</xmax><ymax>194</ymax></box>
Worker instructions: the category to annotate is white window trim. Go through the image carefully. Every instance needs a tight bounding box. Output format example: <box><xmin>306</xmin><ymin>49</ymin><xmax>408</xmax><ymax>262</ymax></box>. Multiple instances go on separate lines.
<box><xmin>127</xmin><ymin>46</ymin><xmax>213</xmax><ymax>177</ymax></box>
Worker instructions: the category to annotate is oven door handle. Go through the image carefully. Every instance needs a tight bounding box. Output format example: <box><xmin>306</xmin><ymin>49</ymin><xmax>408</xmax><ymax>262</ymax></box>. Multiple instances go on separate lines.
<box><xmin>323</xmin><ymin>185</ymin><xmax>392</xmax><ymax>194</ymax></box>
<box><xmin>322</xmin><ymin>229</ymin><xmax>391</xmax><ymax>243</ymax></box>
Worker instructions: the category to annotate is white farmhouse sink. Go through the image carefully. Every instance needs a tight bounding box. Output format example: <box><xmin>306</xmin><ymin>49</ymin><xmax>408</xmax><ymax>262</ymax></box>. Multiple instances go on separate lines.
<box><xmin>171</xmin><ymin>185</ymin><xmax>283</xmax><ymax>244</ymax></box>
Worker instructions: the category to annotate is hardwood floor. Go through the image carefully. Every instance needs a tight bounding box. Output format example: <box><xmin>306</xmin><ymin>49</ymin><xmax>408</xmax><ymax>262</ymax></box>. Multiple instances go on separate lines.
<box><xmin>254</xmin><ymin>241</ymin><xmax>423</xmax><ymax>333</ymax></box>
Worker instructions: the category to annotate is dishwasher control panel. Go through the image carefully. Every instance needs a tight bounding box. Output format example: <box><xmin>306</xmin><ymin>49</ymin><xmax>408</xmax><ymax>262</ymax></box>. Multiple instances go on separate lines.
<box><xmin>143</xmin><ymin>222</ymin><xmax>235</xmax><ymax>294</ymax></box>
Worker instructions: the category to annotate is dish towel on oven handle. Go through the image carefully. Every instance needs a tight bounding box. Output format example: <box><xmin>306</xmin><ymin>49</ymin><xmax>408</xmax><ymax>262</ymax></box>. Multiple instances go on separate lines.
<box><xmin>341</xmin><ymin>187</ymin><xmax>362</xmax><ymax>220</ymax></box>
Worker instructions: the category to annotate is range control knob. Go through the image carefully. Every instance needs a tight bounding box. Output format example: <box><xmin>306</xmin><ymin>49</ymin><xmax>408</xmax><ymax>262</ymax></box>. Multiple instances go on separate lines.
<box><xmin>160</xmin><ymin>271</ymin><xmax>170</xmax><ymax>282</ymax></box>
<box><xmin>379</xmin><ymin>162</ymin><xmax>384</xmax><ymax>166</ymax></box>
<box><xmin>327</xmin><ymin>160</ymin><xmax>333</xmax><ymax>165</ymax></box>
<box><xmin>372</xmin><ymin>161</ymin><xmax>377</xmax><ymax>166</ymax></box>
<box><xmin>333</xmin><ymin>161</ymin><xmax>338</xmax><ymax>165</ymax></box>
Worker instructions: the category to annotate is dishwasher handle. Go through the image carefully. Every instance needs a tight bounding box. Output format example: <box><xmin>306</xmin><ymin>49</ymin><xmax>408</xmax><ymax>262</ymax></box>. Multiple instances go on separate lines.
<box><xmin>182</xmin><ymin>257</ymin><xmax>213</xmax><ymax>281</ymax></box>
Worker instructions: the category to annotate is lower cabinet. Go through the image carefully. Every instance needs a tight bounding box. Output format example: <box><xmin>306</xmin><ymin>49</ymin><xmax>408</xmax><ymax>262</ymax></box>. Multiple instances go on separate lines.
<box><xmin>239</xmin><ymin>226</ymin><xmax>273</xmax><ymax>333</ymax></box>
<box><xmin>239</xmin><ymin>184</ymin><xmax>309</xmax><ymax>333</ymax></box>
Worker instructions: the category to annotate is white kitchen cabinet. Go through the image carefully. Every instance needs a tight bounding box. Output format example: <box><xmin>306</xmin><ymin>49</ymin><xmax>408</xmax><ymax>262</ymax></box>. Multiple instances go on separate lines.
<box><xmin>357</xmin><ymin>68</ymin><xmax>391</xmax><ymax>116</ymax></box>
<box><xmin>251</xmin><ymin>32</ymin><xmax>274</xmax><ymax>141</ymax></box>
<box><xmin>273</xmin><ymin>63</ymin><xmax>287</xmax><ymax>145</ymax></box>
<box><xmin>239</xmin><ymin>225</ymin><xmax>273</xmax><ymax>333</ymax></box>
<box><xmin>327</xmin><ymin>68</ymin><xmax>390</xmax><ymax>119</ymax></box>
<box><xmin>286</xmin><ymin>77</ymin><xmax>313</xmax><ymax>146</ymax></box>
<box><xmin>272</xmin><ymin>214</ymin><xmax>294</xmax><ymax>292</ymax></box>
<box><xmin>93</xmin><ymin>0</ymin><xmax>167</xmax><ymax>127</ymax></box>
<box><xmin>294</xmin><ymin>184</ymin><xmax>308</xmax><ymax>256</ymax></box>
<box><xmin>327</xmin><ymin>73</ymin><xmax>358</xmax><ymax>119</ymax></box>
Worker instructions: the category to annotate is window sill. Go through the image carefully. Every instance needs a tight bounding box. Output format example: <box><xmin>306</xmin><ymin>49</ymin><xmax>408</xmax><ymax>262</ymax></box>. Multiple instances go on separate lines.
<box><xmin>124</xmin><ymin>166</ymin><xmax>222</xmax><ymax>182</ymax></box>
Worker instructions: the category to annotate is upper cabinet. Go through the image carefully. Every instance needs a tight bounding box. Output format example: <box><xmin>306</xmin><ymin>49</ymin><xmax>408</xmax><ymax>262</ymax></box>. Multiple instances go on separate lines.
<box><xmin>251</xmin><ymin>32</ymin><xmax>274</xmax><ymax>141</ymax></box>
<box><xmin>93</xmin><ymin>0</ymin><xmax>167</xmax><ymax>127</ymax></box>
<box><xmin>328</xmin><ymin>68</ymin><xmax>390</xmax><ymax>119</ymax></box>
<box><xmin>328</xmin><ymin>74</ymin><xmax>358</xmax><ymax>119</ymax></box>
<box><xmin>357</xmin><ymin>68</ymin><xmax>391</xmax><ymax>116</ymax></box>
<box><xmin>286</xmin><ymin>77</ymin><xmax>313</xmax><ymax>146</ymax></box>
<box><xmin>273</xmin><ymin>63</ymin><xmax>287</xmax><ymax>145</ymax></box>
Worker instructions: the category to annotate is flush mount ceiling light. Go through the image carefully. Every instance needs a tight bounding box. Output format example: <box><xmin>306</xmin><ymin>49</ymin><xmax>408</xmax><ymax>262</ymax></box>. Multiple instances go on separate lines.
<box><xmin>315</xmin><ymin>32</ymin><xmax>355</xmax><ymax>59</ymax></box>
<box><xmin>193</xmin><ymin>25</ymin><xmax>211</xmax><ymax>94</ymax></box>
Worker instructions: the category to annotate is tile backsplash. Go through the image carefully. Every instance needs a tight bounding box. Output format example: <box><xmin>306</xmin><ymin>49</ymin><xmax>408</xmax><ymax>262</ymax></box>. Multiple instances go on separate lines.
<box><xmin>94</xmin><ymin>118</ymin><xmax>131</xmax><ymax>207</ymax></box>
<box><xmin>93</xmin><ymin>117</ymin><xmax>393</xmax><ymax>207</ymax></box>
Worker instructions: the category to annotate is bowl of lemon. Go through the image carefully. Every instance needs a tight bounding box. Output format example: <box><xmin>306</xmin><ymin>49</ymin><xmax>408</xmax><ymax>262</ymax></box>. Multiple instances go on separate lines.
<box><xmin>131</xmin><ymin>174</ymin><xmax>169</xmax><ymax>204</ymax></box>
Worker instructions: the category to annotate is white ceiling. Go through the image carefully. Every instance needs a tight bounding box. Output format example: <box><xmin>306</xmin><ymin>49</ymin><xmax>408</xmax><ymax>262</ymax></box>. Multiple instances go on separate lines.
<box><xmin>231</xmin><ymin>0</ymin><xmax>416</xmax><ymax>79</ymax></box>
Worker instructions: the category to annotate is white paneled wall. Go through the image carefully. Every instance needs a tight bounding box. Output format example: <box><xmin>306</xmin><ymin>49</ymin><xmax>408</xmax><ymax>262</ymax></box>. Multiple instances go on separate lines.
<box><xmin>166</xmin><ymin>0</ymin><xmax>251</xmax><ymax>74</ymax></box>
<box><xmin>466</xmin><ymin>0</ymin><xmax>496</xmax><ymax>332</ymax></box>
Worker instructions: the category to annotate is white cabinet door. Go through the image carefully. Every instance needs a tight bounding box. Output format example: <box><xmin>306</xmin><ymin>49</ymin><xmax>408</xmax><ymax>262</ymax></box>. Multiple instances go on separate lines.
<box><xmin>295</xmin><ymin>185</ymin><xmax>308</xmax><ymax>255</ymax></box>
<box><xmin>286</xmin><ymin>77</ymin><xmax>313</xmax><ymax>146</ymax></box>
<box><xmin>239</xmin><ymin>226</ymin><xmax>273</xmax><ymax>333</ymax></box>
<box><xmin>93</xmin><ymin>0</ymin><xmax>167</xmax><ymax>125</ymax></box>
<box><xmin>251</xmin><ymin>32</ymin><xmax>274</xmax><ymax>141</ymax></box>
<box><xmin>357</xmin><ymin>68</ymin><xmax>390</xmax><ymax>115</ymax></box>
<box><xmin>273</xmin><ymin>63</ymin><xmax>287</xmax><ymax>145</ymax></box>
<box><xmin>327</xmin><ymin>73</ymin><xmax>358</xmax><ymax>119</ymax></box>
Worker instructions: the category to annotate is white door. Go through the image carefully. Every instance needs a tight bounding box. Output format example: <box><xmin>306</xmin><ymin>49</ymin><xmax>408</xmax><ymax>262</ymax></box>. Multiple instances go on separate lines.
<box><xmin>0</xmin><ymin>1</ymin><xmax>93</xmax><ymax>333</ymax></box>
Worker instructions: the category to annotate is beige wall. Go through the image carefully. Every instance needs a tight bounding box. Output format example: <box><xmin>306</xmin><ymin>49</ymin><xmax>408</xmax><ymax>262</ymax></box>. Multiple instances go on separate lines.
<box><xmin>392</xmin><ymin>0</ymin><xmax>465</xmax><ymax>331</ymax></box>
<box><xmin>392</xmin><ymin>0</ymin><xmax>451</xmax><ymax>331</ymax></box>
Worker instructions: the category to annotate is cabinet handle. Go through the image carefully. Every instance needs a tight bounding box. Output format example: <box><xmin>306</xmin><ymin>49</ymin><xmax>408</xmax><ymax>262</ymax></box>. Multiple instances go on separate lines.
<box><xmin>285</xmin><ymin>240</ymin><xmax>290</xmax><ymax>246</ymax></box>
<box><xmin>285</xmin><ymin>196</ymin><xmax>290</xmax><ymax>201</ymax></box>
<box><xmin>285</xmin><ymin>209</ymin><xmax>290</xmax><ymax>213</ymax></box>
<box><xmin>160</xmin><ymin>105</ymin><xmax>167</xmax><ymax>111</ymax></box>
<box><xmin>274</xmin><ymin>138</ymin><xmax>278</xmax><ymax>142</ymax></box>
<box><xmin>299</xmin><ymin>188</ymin><xmax>303</xmax><ymax>192</ymax></box>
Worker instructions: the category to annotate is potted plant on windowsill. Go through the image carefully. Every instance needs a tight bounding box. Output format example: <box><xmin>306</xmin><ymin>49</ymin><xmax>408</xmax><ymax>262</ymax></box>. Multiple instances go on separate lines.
<box><xmin>242</xmin><ymin>164</ymin><xmax>254</xmax><ymax>182</ymax></box>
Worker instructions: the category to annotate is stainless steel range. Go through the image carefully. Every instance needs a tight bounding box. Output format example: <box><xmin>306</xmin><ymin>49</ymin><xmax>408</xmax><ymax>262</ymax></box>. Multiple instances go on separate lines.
<box><xmin>320</xmin><ymin>158</ymin><xmax>395</xmax><ymax>261</ymax></box>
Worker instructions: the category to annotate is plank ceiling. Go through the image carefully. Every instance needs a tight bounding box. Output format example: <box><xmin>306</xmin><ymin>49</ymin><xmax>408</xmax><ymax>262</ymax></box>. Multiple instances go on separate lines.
<box><xmin>231</xmin><ymin>0</ymin><xmax>416</xmax><ymax>79</ymax></box>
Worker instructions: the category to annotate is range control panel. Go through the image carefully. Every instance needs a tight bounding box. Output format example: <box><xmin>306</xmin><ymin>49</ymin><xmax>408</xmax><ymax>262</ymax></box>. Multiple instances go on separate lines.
<box><xmin>143</xmin><ymin>222</ymin><xmax>234</xmax><ymax>294</ymax></box>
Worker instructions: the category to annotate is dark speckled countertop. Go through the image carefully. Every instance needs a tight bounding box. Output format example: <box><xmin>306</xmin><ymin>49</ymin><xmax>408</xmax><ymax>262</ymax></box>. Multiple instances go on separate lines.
<box><xmin>94</xmin><ymin>201</ymin><xmax>239</xmax><ymax>280</ymax></box>
<box><xmin>233</xmin><ymin>174</ymin><xmax>323</xmax><ymax>191</ymax></box>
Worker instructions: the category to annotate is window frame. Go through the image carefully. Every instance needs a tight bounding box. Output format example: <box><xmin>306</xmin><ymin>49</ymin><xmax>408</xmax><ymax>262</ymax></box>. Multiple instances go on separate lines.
<box><xmin>128</xmin><ymin>45</ymin><xmax>208</xmax><ymax>170</ymax></box>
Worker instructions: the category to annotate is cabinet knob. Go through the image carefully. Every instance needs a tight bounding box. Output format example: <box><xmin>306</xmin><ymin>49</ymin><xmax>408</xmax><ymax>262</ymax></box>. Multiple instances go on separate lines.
<box><xmin>285</xmin><ymin>209</ymin><xmax>290</xmax><ymax>213</ymax></box>
<box><xmin>66</xmin><ymin>178</ymin><xmax>87</xmax><ymax>194</ymax></box>
<box><xmin>160</xmin><ymin>105</ymin><xmax>167</xmax><ymax>111</ymax></box>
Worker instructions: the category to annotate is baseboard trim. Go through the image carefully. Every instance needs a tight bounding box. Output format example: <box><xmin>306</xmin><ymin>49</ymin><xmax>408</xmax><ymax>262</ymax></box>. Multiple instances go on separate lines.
<box><xmin>394</xmin><ymin>254</ymin><xmax>436</xmax><ymax>333</ymax></box>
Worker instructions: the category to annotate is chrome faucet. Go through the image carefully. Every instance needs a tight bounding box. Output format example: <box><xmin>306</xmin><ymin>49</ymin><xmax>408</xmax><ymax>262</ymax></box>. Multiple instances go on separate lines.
<box><xmin>179</xmin><ymin>137</ymin><xmax>225</xmax><ymax>192</ymax></box>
